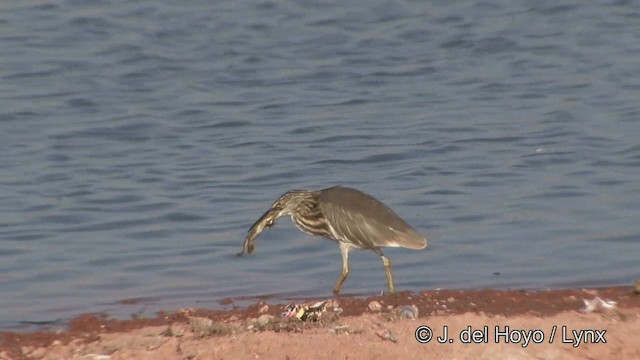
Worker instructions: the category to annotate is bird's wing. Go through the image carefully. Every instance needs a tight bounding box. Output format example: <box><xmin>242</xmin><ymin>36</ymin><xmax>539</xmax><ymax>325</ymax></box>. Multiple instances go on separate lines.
<box><xmin>318</xmin><ymin>188</ymin><xmax>427</xmax><ymax>250</ymax></box>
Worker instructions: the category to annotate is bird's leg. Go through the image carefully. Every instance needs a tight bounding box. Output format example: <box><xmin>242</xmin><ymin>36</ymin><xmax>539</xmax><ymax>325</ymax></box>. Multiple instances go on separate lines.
<box><xmin>333</xmin><ymin>242</ymin><xmax>351</xmax><ymax>294</ymax></box>
<box><xmin>381</xmin><ymin>255</ymin><xmax>395</xmax><ymax>294</ymax></box>
<box><xmin>374</xmin><ymin>249</ymin><xmax>395</xmax><ymax>294</ymax></box>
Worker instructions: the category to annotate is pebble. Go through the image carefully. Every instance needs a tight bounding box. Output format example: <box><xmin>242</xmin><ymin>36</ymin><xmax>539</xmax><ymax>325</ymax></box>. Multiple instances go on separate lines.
<box><xmin>330</xmin><ymin>325</ymin><xmax>350</xmax><ymax>334</ymax></box>
<box><xmin>368</xmin><ymin>300</ymin><xmax>382</xmax><ymax>312</ymax></box>
<box><xmin>258</xmin><ymin>304</ymin><xmax>269</xmax><ymax>314</ymax></box>
<box><xmin>376</xmin><ymin>329</ymin><xmax>398</xmax><ymax>343</ymax></box>
<box><xmin>397</xmin><ymin>305</ymin><xmax>419</xmax><ymax>319</ymax></box>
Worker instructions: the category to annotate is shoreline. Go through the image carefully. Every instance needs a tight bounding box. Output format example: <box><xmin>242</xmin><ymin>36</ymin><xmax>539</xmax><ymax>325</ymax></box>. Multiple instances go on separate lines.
<box><xmin>1</xmin><ymin>285</ymin><xmax>639</xmax><ymax>359</ymax></box>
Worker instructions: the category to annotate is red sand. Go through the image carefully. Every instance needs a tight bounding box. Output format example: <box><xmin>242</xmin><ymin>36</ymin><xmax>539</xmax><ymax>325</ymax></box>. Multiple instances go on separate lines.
<box><xmin>1</xmin><ymin>286</ymin><xmax>639</xmax><ymax>359</ymax></box>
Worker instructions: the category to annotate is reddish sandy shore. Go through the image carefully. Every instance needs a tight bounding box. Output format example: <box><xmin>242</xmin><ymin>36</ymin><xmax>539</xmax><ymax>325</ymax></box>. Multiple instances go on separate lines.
<box><xmin>1</xmin><ymin>286</ymin><xmax>639</xmax><ymax>359</ymax></box>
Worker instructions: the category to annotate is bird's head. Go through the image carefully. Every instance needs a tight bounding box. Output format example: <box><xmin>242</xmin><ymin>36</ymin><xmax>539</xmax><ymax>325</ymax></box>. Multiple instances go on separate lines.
<box><xmin>247</xmin><ymin>189</ymin><xmax>315</xmax><ymax>233</ymax></box>
<box><xmin>255</xmin><ymin>189</ymin><xmax>313</xmax><ymax>227</ymax></box>
<box><xmin>238</xmin><ymin>189</ymin><xmax>316</xmax><ymax>256</ymax></box>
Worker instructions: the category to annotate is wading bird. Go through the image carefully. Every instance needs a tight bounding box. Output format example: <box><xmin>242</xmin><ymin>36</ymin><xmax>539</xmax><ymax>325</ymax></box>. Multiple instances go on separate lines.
<box><xmin>237</xmin><ymin>186</ymin><xmax>428</xmax><ymax>294</ymax></box>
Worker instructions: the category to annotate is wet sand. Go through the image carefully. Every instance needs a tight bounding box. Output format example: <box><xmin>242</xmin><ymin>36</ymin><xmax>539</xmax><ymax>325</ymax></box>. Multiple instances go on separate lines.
<box><xmin>1</xmin><ymin>286</ymin><xmax>639</xmax><ymax>359</ymax></box>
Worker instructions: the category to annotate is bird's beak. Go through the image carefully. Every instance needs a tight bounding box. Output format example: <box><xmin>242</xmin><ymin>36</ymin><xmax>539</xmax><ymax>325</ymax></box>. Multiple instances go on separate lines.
<box><xmin>237</xmin><ymin>207</ymin><xmax>281</xmax><ymax>256</ymax></box>
<box><xmin>250</xmin><ymin>207</ymin><xmax>280</xmax><ymax>231</ymax></box>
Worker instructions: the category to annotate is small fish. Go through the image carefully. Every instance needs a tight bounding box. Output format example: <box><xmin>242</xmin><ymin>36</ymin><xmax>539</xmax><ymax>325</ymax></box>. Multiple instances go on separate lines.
<box><xmin>236</xmin><ymin>207</ymin><xmax>278</xmax><ymax>256</ymax></box>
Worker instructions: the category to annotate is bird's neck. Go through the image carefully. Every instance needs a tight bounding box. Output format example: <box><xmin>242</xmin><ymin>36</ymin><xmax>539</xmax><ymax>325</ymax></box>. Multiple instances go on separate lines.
<box><xmin>290</xmin><ymin>195</ymin><xmax>330</xmax><ymax>237</ymax></box>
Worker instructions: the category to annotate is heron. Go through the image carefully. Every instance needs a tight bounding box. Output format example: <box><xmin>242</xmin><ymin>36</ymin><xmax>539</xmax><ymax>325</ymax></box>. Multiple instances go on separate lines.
<box><xmin>237</xmin><ymin>186</ymin><xmax>428</xmax><ymax>294</ymax></box>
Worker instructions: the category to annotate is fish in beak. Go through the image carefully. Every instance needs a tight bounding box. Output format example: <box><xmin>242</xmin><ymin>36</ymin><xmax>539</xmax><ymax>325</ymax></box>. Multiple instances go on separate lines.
<box><xmin>236</xmin><ymin>207</ymin><xmax>280</xmax><ymax>256</ymax></box>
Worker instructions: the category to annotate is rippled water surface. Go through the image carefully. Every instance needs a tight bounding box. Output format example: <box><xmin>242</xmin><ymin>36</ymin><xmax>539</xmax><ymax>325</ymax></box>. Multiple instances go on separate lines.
<box><xmin>1</xmin><ymin>0</ymin><xmax>639</xmax><ymax>330</ymax></box>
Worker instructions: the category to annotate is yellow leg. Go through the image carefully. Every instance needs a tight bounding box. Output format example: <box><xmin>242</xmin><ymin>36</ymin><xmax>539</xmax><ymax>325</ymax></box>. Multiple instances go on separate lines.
<box><xmin>333</xmin><ymin>243</ymin><xmax>351</xmax><ymax>294</ymax></box>
<box><xmin>381</xmin><ymin>255</ymin><xmax>395</xmax><ymax>294</ymax></box>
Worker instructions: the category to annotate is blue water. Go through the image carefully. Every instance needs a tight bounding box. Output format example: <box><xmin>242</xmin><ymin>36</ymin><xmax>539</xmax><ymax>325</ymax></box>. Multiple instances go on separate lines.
<box><xmin>1</xmin><ymin>0</ymin><xmax>639</xmax><ymax>330</ymax></box>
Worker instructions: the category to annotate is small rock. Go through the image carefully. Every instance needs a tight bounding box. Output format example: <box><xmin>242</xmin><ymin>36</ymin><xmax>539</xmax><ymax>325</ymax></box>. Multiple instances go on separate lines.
<box><xmin>368</xmin><ymin>300</ymin><xmax>382</xmax><ymax>312</ymax></box>
<box><xmin>52</xmin><ymin>340</ymin><xmax>62</xmax><ymax>346</ymax></box>
<box><xmin>447</xmin><ymin>297</ymin><xmax>455</xmax><ymax>303</ymax></box>
<box><xmin>258</xmin><ymin>305</ymin><xmax>269</xmax><ymax>314</ymax></box>
<box><xmin>256</xmin><ymin>314</ymin><xmax>275</xmax><ymax>325</ymax></box>
<box><xmin>21</xmin><ymin>346</ymin><xmax>33</xmax><ymax>355</ymax></box>
<box><xmin>386</xmin><ymin>305</ymin><xmax>394</xmax><ymax>310</ymax></box>
<box><xmin>376</xmin><ymin>329</ymin><xmax>398</xmax><ymax>343</ymax></box>
<box><xmin>634</xmin><ymin>280</ymin><xmax>640</xmax><ymax>294</ymax></box>
<box><xmin>397</xmin><ymin>305</ymin><xmax>419</xmax><ymax>319</ymax></box>
<box><xmin>330</xmin><ymin>325</ymin><xmax>350</xmax><ymax>334</ymax></box>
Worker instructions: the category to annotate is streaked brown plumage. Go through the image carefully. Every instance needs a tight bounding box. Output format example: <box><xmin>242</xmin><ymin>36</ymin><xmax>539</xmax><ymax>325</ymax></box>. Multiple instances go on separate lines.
<box><xmin>237</xmin><ymin>186</ymin><xmax>428</xmax><ymax>294</ymax></box>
